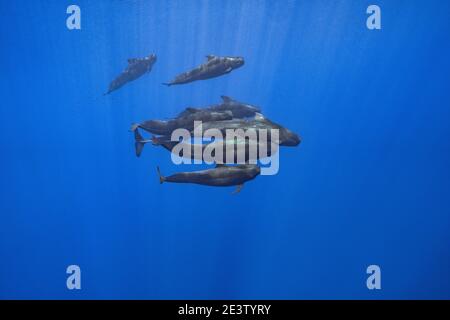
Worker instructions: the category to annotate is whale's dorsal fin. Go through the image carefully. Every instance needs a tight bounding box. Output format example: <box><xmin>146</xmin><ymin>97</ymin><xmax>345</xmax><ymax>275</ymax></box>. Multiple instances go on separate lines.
<box><xmin>128</xmin><ymin>58</ymin><xmax>138</xmax><ymax>64</ymax></box>
<box><xmin>206</xmin><ymin>55</ymin><xmax>216</xmax><ymax>61</ymax></box>
<box><xmin>221</xmin><ymin>95</ymin><xmax>233</xmax><ymax>103</ymax></box>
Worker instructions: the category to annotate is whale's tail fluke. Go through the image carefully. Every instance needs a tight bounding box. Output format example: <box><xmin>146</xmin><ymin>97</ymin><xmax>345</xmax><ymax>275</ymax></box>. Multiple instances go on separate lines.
<box><xmin>134</xmin><ymin>129</ymin><xmax>146</xmax><ymax>157</ymax></box>
<box><xmin>162</xmin><ymin>82</ymin><xmax>172</xmax><ymax>87</ymax></box>
<box><xmin>156</xmin><ymin>166</ymin><xmax>165</xmax><ymax>184</ymax></box>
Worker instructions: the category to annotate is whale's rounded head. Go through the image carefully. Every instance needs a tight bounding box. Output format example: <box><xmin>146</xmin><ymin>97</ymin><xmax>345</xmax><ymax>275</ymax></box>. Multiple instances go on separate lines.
<box><xmin>229</xmin><ymin>56</ymin><xmax>245</xmax><ymax>69</ymax></box>
<box><xmin>280</xmin><ymin>128</ymin><xmax>301</xmax><ymax>146</ymax></box>
<box><xmin>244</xmin><ymin>164</ymin><xmax>261</xmax><ymax>178</ymax></box>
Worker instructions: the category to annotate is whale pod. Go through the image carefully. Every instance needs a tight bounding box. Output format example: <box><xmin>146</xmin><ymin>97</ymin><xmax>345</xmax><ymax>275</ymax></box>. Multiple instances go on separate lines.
<box><xmin>194</xmin><ymin>113</ymin><xmax>301</xmax><ymax>147</ymax></box>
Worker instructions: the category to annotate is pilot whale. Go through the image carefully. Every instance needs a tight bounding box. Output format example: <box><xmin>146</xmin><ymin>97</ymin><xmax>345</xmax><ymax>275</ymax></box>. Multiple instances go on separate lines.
<box><xmin>105</xmin><ymin>53</ymin><xmax>157</xmax><ymax>95</ymax></box>
<box><xmin>210</xmin><ymin>96</ymin><xmax>260</xmax><ymax>118</ymax></box>
<box><xmin>131</xmin><ymin>109</ymin><xmax>232</xmax><ymax>136</ymax></box>
<box><xmin>156</xmin><ymin>164</ymin><xmax>260</xmax><ymax>193</ymax></box>
<box><xmin>192</xmin><ymin>113</ymin><xmax>301</xmax><ymax>147</ymax></box>
<box><xmin>163</xmin><ymin>55</ymin><xmax>244</xmax><ymax>86</ymax></box>
<box><xmin>178</xmin><ymin>96</ymin><xmax>260</xmax><ymax>119</ymax></box>
<box><xmin>148</xmin><ymin>135</ymin><xmax>277</xmax><ymax>163</ymax></box>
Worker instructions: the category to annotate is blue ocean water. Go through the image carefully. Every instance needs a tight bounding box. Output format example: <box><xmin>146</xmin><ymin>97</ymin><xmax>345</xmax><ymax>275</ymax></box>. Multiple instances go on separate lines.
<box><xmin>1</xmin><ymin>0</ymin><xmax>450</xmax><ymax>299</ymax></box>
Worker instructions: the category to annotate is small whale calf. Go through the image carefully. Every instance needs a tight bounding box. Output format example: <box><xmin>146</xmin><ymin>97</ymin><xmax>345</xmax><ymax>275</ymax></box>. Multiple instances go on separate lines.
<box><xmin>105</xmin><ymin>53</ymin><xmax>157</xmax><ymax>95</ymax></box>
<box><xmin>163</xmin><ymin>55</ymin><xmax>244</xmax><ymax>86</ymax></box>
<box><xmin>157</xmin><ymin>164</ymin><xmax>260</xmax><ymax>193</ymax></box>
<box><xmin>182</xmin><ymin>96</ymin><xmax>260</xmax><ymax>119</ymax></box>
<box><xmin>211</xmin><ymin>96</ymin><xmax>260</xmax><ymax>118</ymax></box>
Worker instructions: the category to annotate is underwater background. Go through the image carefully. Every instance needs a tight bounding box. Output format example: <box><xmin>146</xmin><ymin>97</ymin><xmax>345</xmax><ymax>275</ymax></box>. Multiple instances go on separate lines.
<box><xmin>1</xmin><ymin>0</ymin><xmax>450</xmax><ymax>299</ymax></box>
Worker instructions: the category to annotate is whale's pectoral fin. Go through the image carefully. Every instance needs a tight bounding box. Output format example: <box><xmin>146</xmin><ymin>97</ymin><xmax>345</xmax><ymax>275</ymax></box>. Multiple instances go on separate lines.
<box><xmin>225</xmin><ymin>67</ymin><xmax>232</xmax><ymax>73</ymax></box>
<box><xmin>232</xmin><ymin>184</ymin><xmax>244</xmax><ymax>194</ymax></box>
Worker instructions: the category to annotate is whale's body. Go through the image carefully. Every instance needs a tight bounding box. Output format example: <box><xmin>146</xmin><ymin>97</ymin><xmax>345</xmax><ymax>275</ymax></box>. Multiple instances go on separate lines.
<box><xmin>163</xmin><ymin>55</ymin><xmax>244</xmax><ymax>86</ymax></box>
<box><xmin>194</xmin><ymin>114</ymin><xmax>301</xmax><ymax>147</ymax></box>
<box><xmin>157</xmin><ymin>164</ymin><xmax>260</xmax><ymax>192</ymax></box>
<box><xmin>133</xmin><ymin>109</ymin><xmax>233</xmax><ymax>136</ymax></box>
<box><xmin>153</xmin><ymin>137</ymin><xmax>277</xmax><ymax>164</ymax></box>
<box><xmin>177</xmin><ymin>96</ymin><xmax>260</xmax><ymax>119</ymax></box>
<box><xmin>105</xmin><ymin>54</ymin><xmax>157</xmax><ymax>95</ymax></box>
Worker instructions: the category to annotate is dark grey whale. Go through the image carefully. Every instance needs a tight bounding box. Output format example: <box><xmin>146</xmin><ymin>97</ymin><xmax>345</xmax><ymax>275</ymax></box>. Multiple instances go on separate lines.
<box><xmin>149</xmin><ymin>136</ymin><xmax>277</xmax><ymax>163</ymax></box>
<box><xmin>177</xmin><ymin>96</ymin><xmax>261</xmax><ymax>119</ymax></box>
<box><xmin>105</xmin><ymin>53</ymin><xmax>157</xmax><ymax>95</ymax></box>
<box><xmin>157</xmin><ymin>164</ymin><xmax>260</xmax><ymax>193</ymax></box>
<box><xmin>210</xmin><ymin>96</ymin><xmax>260</xmax><ymax>118</ymax></box>
<box><xmin>193</xmin><ymin>113</ymin><xmax>301</xmax><ymax>147</ymax></box>
<box><xmin>163</xmin><ymin>55</ymin><xmax>244</xmax><ymax>86</ymax></box>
